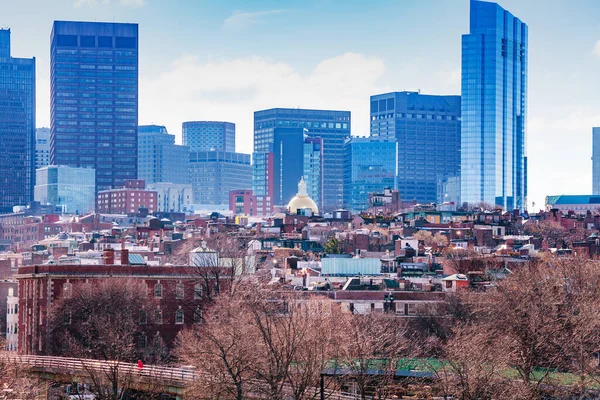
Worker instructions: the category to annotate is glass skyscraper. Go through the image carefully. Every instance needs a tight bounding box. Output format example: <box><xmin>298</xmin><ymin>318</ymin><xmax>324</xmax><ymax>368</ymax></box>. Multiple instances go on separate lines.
<box><xmin>303</xmin><ymin>137</ymin><xmax>323</xmax><ymax>209</ymax></box>
<box><xmin>182</xmin><ymin>121</ymin><xmax>235</xmax><ymax>152</ymax></box>
<box><xmin>593</xmin><ymin>127</ymin><xmax>600</xmax><ymax>195</ymax></box>
<box><xmin>0</xmin><ymin>29</ymin><xmax>36</xmax><ymax>212</ymax></box>
<box><xmin>34</xmin><ymin>165</ymin><xmax>96</xmax><ymax>214</ymax></box>
<box><xmin>50</xmin><ymin>21</ymin><xmax>139</xmax><ymax>192</ymax></box>
<box><xmin>343</xmin><ymin>137</ymin><xmax>398</xmax><ymax>212</ymax></box>
<box><xmin>138</xmin><ymin>125</ymin><xmax>189</xmax><ymax>184</ymax></box>
<box><xmin>461</xmin><ymin>0</ymin><xmax>528</xmax><ymax>211</ymax></box>
<box><xmin>370</xmin><ymin>92</ymin><xmax>461</xmax><ymax>204</ymax></box>
<box><xmin>253</xmin><ymin>108</ymin><xmax>350</xmax><ymax>212</ymax></box>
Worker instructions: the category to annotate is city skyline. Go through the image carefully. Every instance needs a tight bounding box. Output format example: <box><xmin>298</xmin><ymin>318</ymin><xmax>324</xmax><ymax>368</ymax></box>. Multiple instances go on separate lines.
<box><xmin>2</xmin><ymin>0</ymin><xmax>600</xmax><ymax>210</ymax></box>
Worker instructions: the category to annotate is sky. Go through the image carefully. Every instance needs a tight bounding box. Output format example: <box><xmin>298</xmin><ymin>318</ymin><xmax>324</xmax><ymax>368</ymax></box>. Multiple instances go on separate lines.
<box><xmin>2</xmin><ymin>0</ymin><xmax>600</xmax><ymax>211</ymax></box>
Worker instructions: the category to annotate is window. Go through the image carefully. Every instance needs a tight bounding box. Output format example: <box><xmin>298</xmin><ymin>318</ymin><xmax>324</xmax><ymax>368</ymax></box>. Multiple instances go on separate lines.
<box><xmin>194</xmin><ymin>306</ymin><xmax>202</xmax><ymax>323</ymax></box>
<box><xmin>98</xmin><ymin>36</ymin><xmax>113</xmax><ymax>48</ymax></box>
<box><xmin>136</xmin><ymin>333</ymin><xmax>147</xmax><ymax>349</ymax></box>
<box><xmin>175</xmin><ymin>283</ymin><xmax>184</xmax><ymax>299</ymax></box>
<box><xmin>63</xmin><ymin>282</ymin><xmax>72</xmax><ymax>298</ymax></box>
<box><xmin>154</xmin><ymin>283</ymin><xmax>163</xmax><ymax>298</ymax></box>
<box><xmin>154</xmin><ymin>308</ymin><xmax>163</xmax><ymax>324</ymax></box>
<box><xmin>175</xmin><ymin>308</ymin><xmax>184</xmax><ymax>324</ymax></box>
<box><xmin>139</xmin><ymin>309</ymin><xmax>147</xmax><ymax>325</ymax></box>
<box><xmin>194</xmin><ymin>283</ymin><xmax>203</xmax><ymax>299</ymax></box>
<box><xmin>80</xmin><ymin>35</ymin><xmax>95</xmax><ymax>47</ymax></box>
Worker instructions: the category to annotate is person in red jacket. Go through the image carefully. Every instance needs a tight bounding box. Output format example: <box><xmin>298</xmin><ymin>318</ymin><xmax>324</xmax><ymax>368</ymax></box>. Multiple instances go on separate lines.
<box><xmin>137</xmin><ymin>359</ymin><xmax>144</xmax><ymax>370</ymax></box>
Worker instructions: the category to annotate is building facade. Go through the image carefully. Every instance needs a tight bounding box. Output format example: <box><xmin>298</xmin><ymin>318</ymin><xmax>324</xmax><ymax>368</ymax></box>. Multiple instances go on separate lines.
<box><xmin>182</xmin><ymin>121</ymin><xmax>235</xmax><ymax>153</ymax></box>
<box><xmin>254</xmin><ymin>108</ymin><xmax>351</xmax><ymax>212</ymax></box>
<box><xmin>370</xmin><ymin>91</ymin><xmax>460</xmax><ymax>204</ymax></box>
<box><xmin>138</xmin><ymin>125</ymin><xmax>189</xmax><ymax>185</ymax></box>
<box><xmin>50</xmin><ymin>21</ymin><xmax>139</xmax><ymax>192</ymax></box>
<box><xmin>303</xmin><ymin>137</ymin><xmax>324</xmax><ymax>211</ymax></box>
<box><xmin>461</xmin><ymin>0</ymin><xmax>528</xmax><ymax>211</ymax></box>
<box><xmin>593</xmin><ymin>127</ymin><xmax>600</xmax><ymax>195</ymax></box>
<box><xmin>189</xmin><ymin>151</ymin><xmax>252</xmax><ymax>208</ymax></box>
<box><xmin>146</xmin><ymin>182</ymin><xmax>194</xmax><ymax>213</ymax></box>
<box><xmin>252</xmin><ymin>152</ymin><xmax>275</xmax><ymax>217</ymax></box>
<box><xmin>15</xmin><ymin>264</ymin><xmax>213</xmax><ymax>355</ymax></box>
<box><xmin>0</xmin><ymin>29</ymin><xmax>36</xmax><ymax>212</ymax></box>
<box><xmin>96</xmin><ymin>179</ymin><xmax>157</xmax><ymax>214</ymax></box>
<box><xmin>229</xmin><ymin>189</ymin><xmax>254</xmax><ymax>216</ymax></box>
<box><xmin>343</xmin><ymin>137</ymin><xmax>398</xmax><ymax>212</ymax></box>
<box><xmin>34</xmin><ymin>165</ymin><xmax>96</xmax><ymax>214</ymax></box>
<box><xmin>35</xmin><ymin>128</ymin><xmax>51</xmax><ymax>170</ymax></box>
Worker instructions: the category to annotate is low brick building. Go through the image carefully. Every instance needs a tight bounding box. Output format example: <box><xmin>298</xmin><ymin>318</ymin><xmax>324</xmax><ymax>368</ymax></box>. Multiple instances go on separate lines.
<box><xmin>15</xmin><ymin>261</ymin><xmax>223</xmax><ymax>355</ymax></box>
<box><xmin>97</xmin><ymin>180</ymin><xmax>157</xmax><ymax>215</ymax></box>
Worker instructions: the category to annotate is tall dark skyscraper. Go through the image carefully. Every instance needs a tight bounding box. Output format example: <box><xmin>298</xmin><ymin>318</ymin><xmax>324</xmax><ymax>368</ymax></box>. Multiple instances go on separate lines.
<box><xmin>0</xmin><ymin>29</ymin><xmax>36</xmax><ymax>212</ymax></box>
<box><xmin>370</xmin><ymin>92</ymin><xmax>461</xmax><ymax>204</ymax></box>
<box><xmin>182</xmin><ymin>121</ymin><xmax>235</xmax><ymax>152</ymax></box>
<box><xmin>50</xmin><ymin>21</ymin><xmax>138</xmax><ymax>192</ymax></box>
<box><xmin>253</xmin><ymin>108</ymin><xmax>350</xmax><ymax>212</ymax></box>
<box><xmin>461</xmin><ymin>0</ymin><xmax>528</xmax><ymax>210</ymax></box>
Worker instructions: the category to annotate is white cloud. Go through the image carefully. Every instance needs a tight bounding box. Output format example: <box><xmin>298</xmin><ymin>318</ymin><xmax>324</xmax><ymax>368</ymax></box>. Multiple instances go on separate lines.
<box><xmin>139</xmin><ymin>52</ymin><xmax>388</xmax><ymax>151</ymax></box>
<box><xmin>222</xmin><ymin>10</ymin><xmax>287</xmax><ymax>32</ymax></box>
<box><xmin>73</xmin><ymin>0</ymin><xmax>144</xmax><ymax>7</ymax></box>
<box><xmin>594</xmin><ymin>40</ymin><xmax>600</xmax><ymax>57</ymax></box>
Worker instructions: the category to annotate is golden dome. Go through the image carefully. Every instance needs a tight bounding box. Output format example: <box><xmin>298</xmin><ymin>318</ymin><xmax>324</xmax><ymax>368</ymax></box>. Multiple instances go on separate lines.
<box><xmin>287</xmin><ymin>177</ymin><xmax>319</xmax><ymax>215</ymax></box>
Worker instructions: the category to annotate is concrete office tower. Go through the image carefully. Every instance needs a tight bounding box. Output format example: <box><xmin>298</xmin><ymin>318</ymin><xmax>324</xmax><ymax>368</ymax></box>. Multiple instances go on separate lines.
<box><xmin>343</xmin><ymin>137</ymin><xmax>398</xmax><ymax>212</ymax></box>
<box><xmin>189</xmin><ymin>151</ymin><xmax>251</xmax><ymax>208</ymax></box>
<box><xmin>253</xmin><ymin>108</ymin><xmax>350</xmax><ymax>212</ymax></box>
<box><xmin>0</xmin><ymin>29</ymin><xmax>36</xmax><ymax>212</ymax></box>
<box><xmin>36</xmin><ymin>128</ymin><xmax>51</xmax><ymax>169</ymax></box>
<box><xmin>182</xmin><ymin>121</ymin><xmax>235</xmax><ymax>152</ymax></box>
<box><xmin>138</xmin><ymin>125</ymin><xmax>189</xmax><ymax>184</ymax></box>
<box><xmin>370</xmin><ymin>92</ymin><xmax>461</xmax><ymax>204</ymax></box>
<box><xmin>50</xmin><ymin>21</ymin><xmax>138</xmax><ymax>192</ymax></box>
<box><xmin>460</xmin><ymin>0</ymin><xmax>528</xmax><ymax>211</ymax></box>
<box><xmin>593</xmin><ymin>127</ymin><xmax>600</xmax><ymax>195</ymax></box>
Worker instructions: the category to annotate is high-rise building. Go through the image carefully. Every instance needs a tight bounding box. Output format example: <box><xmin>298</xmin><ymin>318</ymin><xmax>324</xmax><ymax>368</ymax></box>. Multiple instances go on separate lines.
<box><xmin>189</xmin><ymin>151</ymin><xmax>251</xmax><ymax>208</ymax></box>
<box><xmin>343</xmin><ymin>137</ymin><xmax>398</xmax><ymax>212</ymax></box>
<box><xmin>35</xmin><ymin>128</ymin><xmax>51</xmax><ymax>170</ymax></box>
<box><xmin>370</xmin><ymin>92</ymin><xmax>461</xmax><ymax>204</ymax></box>
<box><xmin>303</xmin><ymin>136</ymin><xmax>323</xmax><ymax>210</ymax></box>
<box><xmin>138</xmin><ymin>125</ymin><xmax>189</xmax><ymax>184</ymax></box>
<box><xmin>0</xmin><ymin>29</ymin><xmax>36</xmax><ymax>212</ymax></box>
<box><xmin>50</xmin><ymin>21</ymin><xmax>139</xmax><ymax>192</ymax></box>
<box><xmin>254</xmin><ymin>108</ymin><xmax>351</xmax><ymax>212</ymax></box>
<box><xmin>96</xmin><ymin>179</ymin><xmax>156</xmax><ymax>215</ymax></box>
<box><xmin>252</xmin><ymin>152</ymin><xmax>274</xmax><ymax>216</ymax></box>
<box><xmin>461</xmin><ymin>0</ymin><xmax>528</xmax><ymax>210</ymax></box>
<box><xmin>593</xmin><ymin>127</ymin><xmax>600</xmax><ymax>195</ymax></box>
<box><xmin>34</xmin><ymin>165</ymin><xmax>96</xmax><ymax>214</ymax></box>
<box><xmin>182</xmin><ymin>121</ymin><xmax>235</xmax><ymax>152</ymax></box>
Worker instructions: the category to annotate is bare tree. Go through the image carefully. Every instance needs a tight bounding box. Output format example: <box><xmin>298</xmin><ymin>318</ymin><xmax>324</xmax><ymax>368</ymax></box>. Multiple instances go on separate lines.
<box><xmin>48</xmin><ymin>279</ymin><xmax>163</xmax><ymax>400</ymax></box>
<box><xmin>339</xmin><ymin>312</ymin><xmax>409</xmax><ymax>400</ymax></box>
<box><xmin>177</xmin><ymin>283</ymin><xmax>347</xmax><ymax>400</ymax></box>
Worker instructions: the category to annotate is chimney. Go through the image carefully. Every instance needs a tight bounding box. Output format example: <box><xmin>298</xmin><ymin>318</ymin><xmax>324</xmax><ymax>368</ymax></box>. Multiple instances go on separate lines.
<box><xmin>104</xmin><ymin>248</ymin><xmax>115</xmax><ymax>265</ymax></box>
<box><xmin>121</xmin><ymin>249</ymin><xmax>129</xmax><ymax>265</ymax></box>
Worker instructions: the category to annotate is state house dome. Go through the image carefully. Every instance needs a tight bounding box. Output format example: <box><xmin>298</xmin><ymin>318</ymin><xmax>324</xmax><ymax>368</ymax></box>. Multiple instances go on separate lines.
<box><xmin>287</xmin><ymin>177</ymin><xmax>319</xmax><ymax>215</ymax></box>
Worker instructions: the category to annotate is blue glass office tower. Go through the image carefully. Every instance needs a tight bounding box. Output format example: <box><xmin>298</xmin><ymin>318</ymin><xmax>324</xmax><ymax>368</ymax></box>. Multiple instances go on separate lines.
<box><xmin>50</xmin><ymin>21</ymin><xmax>138</xmax><ymax>192</ymax></box>
<box><xmin>182</xmin><ymin>121</ymin><xmax>235</xmax><ymax>152</ymax></box>
<box><xmin>370</xmin><ymin>92</ymin><xmax>461</xmax><ymax>204</ymax></box>
<box><xmin>254</xmin><ymin>108</ymin><xmax>350</xmax><ymax>211</ymax></box>
<box><xmin>343</xmin><ymin>137</ymin><xmax>398</xmax><ymax>212</ymax></box>
<box><xmin>461</xmin><ymin>0</ymin><xmax>527</xmax><ymax>210</ymax></box>
<box><xmin>0</xmin><ymin>29</ymin><xmax>36</xmax><ymax>212</ymax></box>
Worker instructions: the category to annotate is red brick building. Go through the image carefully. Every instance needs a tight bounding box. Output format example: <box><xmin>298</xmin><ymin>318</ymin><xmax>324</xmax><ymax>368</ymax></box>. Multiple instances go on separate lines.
<box><xmin>97</xmin><ymin>180</ymin><xmax>157</xmax><ymax>215</ymax></box>
<box><xmin>229</xmin><ymin>189</ymin><xmax>254</xmax><ymax>216</ymax></box>
<box><xmin>15</xmin><ymin>261</ymin><xmax>222</xmax><ymax>355</ymax></box>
